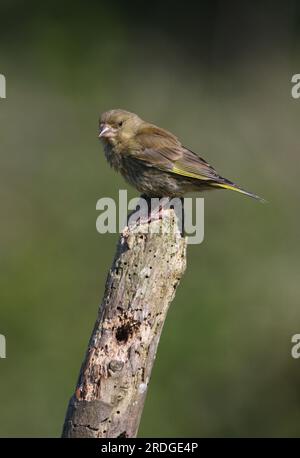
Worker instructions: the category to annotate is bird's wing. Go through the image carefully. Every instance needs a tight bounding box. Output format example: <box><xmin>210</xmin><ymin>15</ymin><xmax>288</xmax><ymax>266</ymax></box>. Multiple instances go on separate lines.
<box><xmin>131</xmin><ymin>124</ymin><xmax>264</xmax><ymax>201</ymax></box>
<box><xmin>133</xmin><ymin>124</ymin><xmax>220</xmax><ymax>182</ymax></box>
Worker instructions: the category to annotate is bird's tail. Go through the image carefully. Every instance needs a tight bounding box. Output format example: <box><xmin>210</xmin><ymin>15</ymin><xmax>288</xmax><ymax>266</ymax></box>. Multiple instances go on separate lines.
<box><xmin>209</xmin><ymin>178</ymin><xmax>266</xmax><ymax>203</ymax></box>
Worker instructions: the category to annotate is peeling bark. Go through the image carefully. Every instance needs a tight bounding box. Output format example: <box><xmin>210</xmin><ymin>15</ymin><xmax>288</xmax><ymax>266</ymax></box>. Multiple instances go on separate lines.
<box><xmin>62</xmin><ymin>208</ymin><xmax>187</xmax><ymax>438</ymax></box>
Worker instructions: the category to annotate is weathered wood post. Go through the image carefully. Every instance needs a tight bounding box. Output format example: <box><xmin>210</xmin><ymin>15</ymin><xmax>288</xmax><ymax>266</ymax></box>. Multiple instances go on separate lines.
<box><xmin>62</xmin><ymin>207</ymin><xmax>187</xmax><ymax>438</ymax></box>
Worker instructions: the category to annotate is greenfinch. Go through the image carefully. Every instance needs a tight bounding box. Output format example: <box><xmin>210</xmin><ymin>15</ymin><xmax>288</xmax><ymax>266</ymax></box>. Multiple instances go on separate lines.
<box><xmin>99</xmin><ymin>109</ymin><xmax>263</xmax><ymax>201</ymax></box>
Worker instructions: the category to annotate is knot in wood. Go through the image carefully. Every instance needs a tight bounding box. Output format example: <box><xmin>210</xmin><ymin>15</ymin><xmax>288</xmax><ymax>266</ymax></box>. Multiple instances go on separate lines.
<box><xmin>109</xmin><ymin>359</ymin><xmax>124</xmax><ymax>373</ymax></box>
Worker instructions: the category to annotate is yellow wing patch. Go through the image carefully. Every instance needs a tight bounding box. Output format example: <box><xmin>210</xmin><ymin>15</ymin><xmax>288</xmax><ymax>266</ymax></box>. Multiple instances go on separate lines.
<box><xmin>172</xmin><ymin>166</ymin><xmax>210</xmax><ymax>181</ymax></box>
<box><xmin>209</xmin><ymin>182</ymin><xmax>243</xmax><ymax>193</ymax></box>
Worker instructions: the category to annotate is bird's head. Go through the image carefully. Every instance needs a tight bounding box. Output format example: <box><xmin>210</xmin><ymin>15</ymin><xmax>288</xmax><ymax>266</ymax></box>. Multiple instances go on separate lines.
<box><xmin>98</xmin><ymin>109</ymin><xmax>142</xmax><ymax>146</ymax></box>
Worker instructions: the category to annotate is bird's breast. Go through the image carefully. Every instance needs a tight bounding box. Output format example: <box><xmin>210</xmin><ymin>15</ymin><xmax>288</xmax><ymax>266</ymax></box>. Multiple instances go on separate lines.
<box><xmin>104</xmin><ymin>143</ymin><xmax>123</xmax><ymax>171</ymax></box>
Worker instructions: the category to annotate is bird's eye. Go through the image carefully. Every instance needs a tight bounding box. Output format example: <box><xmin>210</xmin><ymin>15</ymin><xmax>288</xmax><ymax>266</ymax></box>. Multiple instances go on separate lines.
<box><xmin>118</xmin><ymin>121</ymin><xmax>123</xmax><ymax>127</ymax></box>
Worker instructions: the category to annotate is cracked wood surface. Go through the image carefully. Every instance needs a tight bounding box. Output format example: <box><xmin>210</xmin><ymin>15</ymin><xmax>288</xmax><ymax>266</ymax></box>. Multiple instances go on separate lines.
<box><xmin>62</xmin><ymin>208</ymin><xmax>187</xmax><ymax>438</ymax></box>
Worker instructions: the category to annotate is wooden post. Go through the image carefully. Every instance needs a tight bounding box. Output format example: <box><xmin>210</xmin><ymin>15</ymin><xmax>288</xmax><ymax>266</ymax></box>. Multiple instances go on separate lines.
<box><xmin>62</xmin><ymin>208</ymin><xmax>187</xmax><ymax>438</ymax></box>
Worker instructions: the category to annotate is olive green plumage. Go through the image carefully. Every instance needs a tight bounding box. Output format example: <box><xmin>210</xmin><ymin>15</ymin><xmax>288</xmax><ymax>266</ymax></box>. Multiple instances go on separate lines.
<box><xmin>98</xmin><ymin>109</ymin><xmax>263</xmax><ymax>201</ymax></box>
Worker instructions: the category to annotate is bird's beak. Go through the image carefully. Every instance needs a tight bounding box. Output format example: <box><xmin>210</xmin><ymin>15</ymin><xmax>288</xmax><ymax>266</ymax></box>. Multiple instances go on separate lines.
<box><xmin>99</xmin><ymin>123</ymin><xmax>113</xmax><ymax>138</ymax></box>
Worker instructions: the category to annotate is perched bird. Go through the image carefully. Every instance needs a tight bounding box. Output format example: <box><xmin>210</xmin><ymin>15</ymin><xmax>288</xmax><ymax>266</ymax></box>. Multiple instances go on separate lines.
<box><xmin>98</xmin><ymin>109</ymin><xmax>263</xmax><ymax>201</ymax></box>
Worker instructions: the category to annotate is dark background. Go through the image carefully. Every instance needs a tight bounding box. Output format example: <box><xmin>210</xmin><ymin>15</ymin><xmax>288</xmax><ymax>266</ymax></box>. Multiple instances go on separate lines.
<box><xmin>1</xmin><ymin>0</ymin><xmax>300</xmax><ymax>437</ymax></box>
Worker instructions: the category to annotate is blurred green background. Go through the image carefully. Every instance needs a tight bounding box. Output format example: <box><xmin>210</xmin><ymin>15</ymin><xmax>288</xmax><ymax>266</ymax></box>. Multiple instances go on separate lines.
<box><xmin>1</xmin><ymin>0</ymin><xmax>300</xmax><ymax>437</ymax></box>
